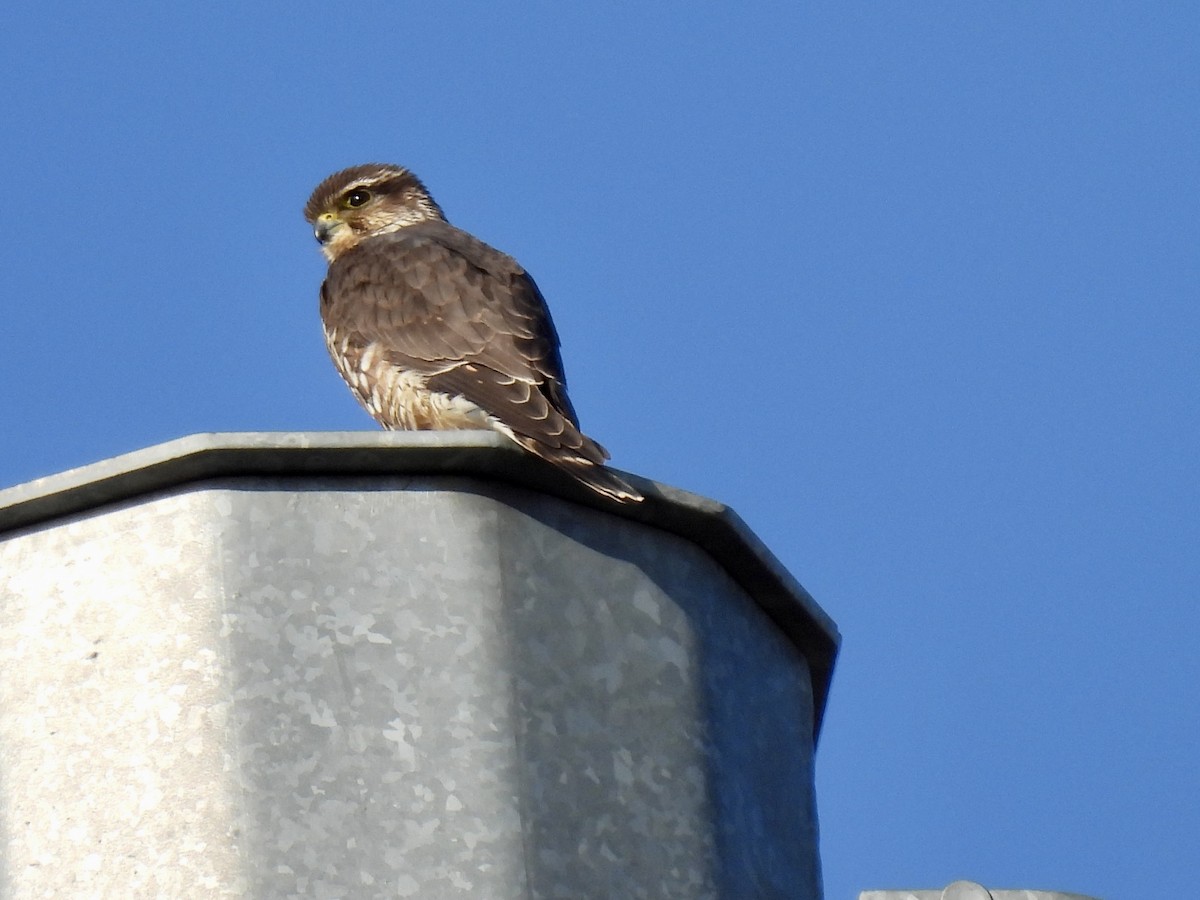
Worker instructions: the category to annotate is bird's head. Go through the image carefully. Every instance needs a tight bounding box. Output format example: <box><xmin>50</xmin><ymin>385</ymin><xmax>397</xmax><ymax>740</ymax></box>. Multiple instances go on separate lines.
<box><xmin>304</xmin><ymin>163</ymin><xmax>446</xmax><ymax>262</ymax></box>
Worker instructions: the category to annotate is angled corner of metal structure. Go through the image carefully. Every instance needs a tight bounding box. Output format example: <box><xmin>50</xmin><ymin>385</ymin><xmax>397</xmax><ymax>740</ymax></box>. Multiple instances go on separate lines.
<box><xmin>0</xmin><ymin>432</ymin><xmax>839</xmax><ymax>898</ymax></box>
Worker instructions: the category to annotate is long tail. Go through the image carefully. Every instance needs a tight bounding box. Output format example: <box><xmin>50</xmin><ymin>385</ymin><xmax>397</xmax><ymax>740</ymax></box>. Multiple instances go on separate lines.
<box><xmin>509</xmin><ymin>433</ymin><xmax>643</xmax><ymax>503</ymax></box>
<box><xmin>554</xmin><ymin>459</ymin><xmax>643</xmax><ymax>503</ymax></box>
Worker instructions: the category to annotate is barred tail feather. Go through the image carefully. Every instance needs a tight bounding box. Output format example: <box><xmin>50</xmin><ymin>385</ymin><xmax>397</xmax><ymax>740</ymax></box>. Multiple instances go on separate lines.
<box><xmin>506</xmin><ymin>432</ymin><xmax>642</xmax><ymax>502</ymax></box>
<box><xmin>556</xmin><ymin>460</ymin><xmax>644</xmax><ymax>503</ymax></box>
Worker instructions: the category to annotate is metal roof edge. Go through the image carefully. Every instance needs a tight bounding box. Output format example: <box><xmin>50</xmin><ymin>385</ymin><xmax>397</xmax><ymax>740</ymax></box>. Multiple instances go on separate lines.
<box><xmin>0</xmin><ymin>432</ymin><xmax>839</xmax><ymax>739</ymax></box>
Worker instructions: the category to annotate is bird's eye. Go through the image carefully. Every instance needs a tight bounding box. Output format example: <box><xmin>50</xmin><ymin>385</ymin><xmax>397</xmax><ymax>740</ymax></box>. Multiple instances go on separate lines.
<box><xmin>344</xmin><ymin>189</ymin><xmax>372</xmax><ymax>208</ymax></box>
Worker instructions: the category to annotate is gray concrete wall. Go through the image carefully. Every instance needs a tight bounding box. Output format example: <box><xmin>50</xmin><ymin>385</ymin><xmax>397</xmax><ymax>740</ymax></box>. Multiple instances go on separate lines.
<box><xmin>0</xmin><ymin>437</ymin><xmax>837</xmax><ymax>899</ymax></box>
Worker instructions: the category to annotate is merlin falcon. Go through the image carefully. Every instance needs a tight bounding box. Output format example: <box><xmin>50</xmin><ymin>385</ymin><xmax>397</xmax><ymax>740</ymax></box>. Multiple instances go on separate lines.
<box><xmin>305</xmin><ymin>163</ymin><xmax>641</xmax><ymax>502</ymax></box>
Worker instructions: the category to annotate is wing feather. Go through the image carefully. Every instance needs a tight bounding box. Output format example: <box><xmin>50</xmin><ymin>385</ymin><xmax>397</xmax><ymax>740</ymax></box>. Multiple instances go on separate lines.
<box><xmin>321</xmin><ymin>221</ymin><xmax>600</xmax><ymax>457</ymax></box>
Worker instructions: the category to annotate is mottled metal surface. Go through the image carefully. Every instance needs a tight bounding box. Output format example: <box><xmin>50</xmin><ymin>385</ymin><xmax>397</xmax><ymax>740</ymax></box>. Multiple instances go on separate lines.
<box><xmin>0</xmin><ymin>471</ymin><xmax>826</xmax><ymax>898</ymax></box>
<box><xmin>860</xmin><ymin>880</ymin><xmax>1100</xmax><ymax>900</ymax></box>
<box><xmin>0</xmin><ymin>432</ymin><xmax>839</xmax><ymax>735</ymax></box>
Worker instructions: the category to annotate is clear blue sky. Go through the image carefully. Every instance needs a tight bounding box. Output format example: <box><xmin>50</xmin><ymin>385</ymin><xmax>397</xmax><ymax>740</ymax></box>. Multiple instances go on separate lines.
<box><xmin>2</xmin><ymin>4</ymin><xmax>1196</xmax><ymax>897</ymax></box>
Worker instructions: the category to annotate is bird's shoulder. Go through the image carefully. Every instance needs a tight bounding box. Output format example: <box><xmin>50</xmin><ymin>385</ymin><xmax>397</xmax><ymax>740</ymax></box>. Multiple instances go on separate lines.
<box><xmin>323</xmin><ymin>220</ymin><xmax>556</xmax><ymax>338</ymax></box>
<box><xmin>343</xmin><ymin>220</ymin><xmax>526</xmax><ymax>281</ymax></box>
<box><xmin>321</xmin><ymin>219</ymin><xmax>567</xmax><ymax>382</ymax></box>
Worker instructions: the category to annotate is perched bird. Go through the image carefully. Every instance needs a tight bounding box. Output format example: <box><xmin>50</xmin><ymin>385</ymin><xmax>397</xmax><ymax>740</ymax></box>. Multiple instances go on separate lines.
<box><xmin>304</xmin><ymin>163</ymin><xmax>642</xmax><ymax>502</ymax></box>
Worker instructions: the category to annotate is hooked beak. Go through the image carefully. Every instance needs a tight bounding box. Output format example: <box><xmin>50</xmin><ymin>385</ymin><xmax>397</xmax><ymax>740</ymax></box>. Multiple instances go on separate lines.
<box><xmin>314</xmin><ymin>212</ymin><xmax>343</xmax><ymax>245</ymax></box>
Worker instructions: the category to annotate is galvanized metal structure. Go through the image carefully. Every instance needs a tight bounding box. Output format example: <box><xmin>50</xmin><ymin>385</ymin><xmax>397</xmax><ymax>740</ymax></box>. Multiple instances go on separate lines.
<box><xmin>0</xmin><ymin>433</ymin><xmax>838</xmax><ymax>899</ymax></box>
